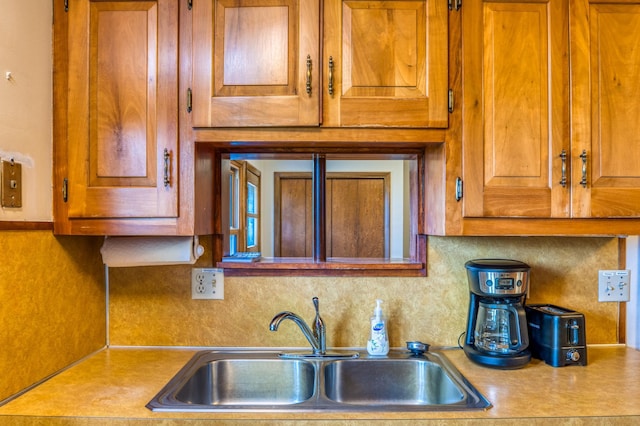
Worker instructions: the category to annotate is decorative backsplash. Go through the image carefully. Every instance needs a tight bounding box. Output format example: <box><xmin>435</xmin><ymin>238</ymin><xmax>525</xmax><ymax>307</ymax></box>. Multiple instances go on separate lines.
<box><xmin>108</xmin><ymin>236</ymin><xmax>620</xmax><ymax>348</ymax></box>
<box><xmin>0</xmin><ymin>231</ymin><xmax>105</xmax><ymax>402</ymax></box>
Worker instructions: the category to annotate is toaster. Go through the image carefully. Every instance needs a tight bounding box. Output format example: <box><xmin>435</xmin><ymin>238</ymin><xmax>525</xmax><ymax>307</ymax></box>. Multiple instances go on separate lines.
<box><xmin>525</xmin><ymin>304</ymin><xmax>587</xmax><ymax>367</ymax></box>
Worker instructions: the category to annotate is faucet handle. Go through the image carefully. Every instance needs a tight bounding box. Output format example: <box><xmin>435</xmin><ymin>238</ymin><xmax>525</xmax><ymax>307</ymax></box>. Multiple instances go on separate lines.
<box><xmin>312</xmin><ymin>297</ymin><xmax>322</xmax><ymax>332</ymax></box>
<box><xmin>312</xmin><ymin>297</ymin><xmax>326</xmax><ymax>354</ymax></box>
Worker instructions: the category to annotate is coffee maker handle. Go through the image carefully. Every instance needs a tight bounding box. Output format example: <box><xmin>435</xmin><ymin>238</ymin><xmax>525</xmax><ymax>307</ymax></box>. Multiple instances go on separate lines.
<box><xmin>509</xmin><ymin>305</ymin><xmax>529</xmax><ymax>350</ymax></box>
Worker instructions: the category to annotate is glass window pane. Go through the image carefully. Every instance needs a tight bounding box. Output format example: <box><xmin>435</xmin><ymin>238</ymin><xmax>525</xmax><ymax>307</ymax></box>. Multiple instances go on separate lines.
<box><xmin>247</xmin><ymin>217</ymin><xmax>257</xmax><ymax>248</ymax></box>
<box><xmin>229</xmin><ymin>167</ymin><xmax>240</xmax><ymax>229</ymax></box>
<box><xmin>229</xmin><ymin>177</ymin><xmax>235</xmax><ymax>228</ymax></box>
<box><xmin>229</xmin><ymin>235</ymin><xmax>237</xmax><ymax>255</ymax></box>
<box><xmin>247</xmin><ymin>182</ymin><xmax>257</xmax><ymax>214</ymax></box>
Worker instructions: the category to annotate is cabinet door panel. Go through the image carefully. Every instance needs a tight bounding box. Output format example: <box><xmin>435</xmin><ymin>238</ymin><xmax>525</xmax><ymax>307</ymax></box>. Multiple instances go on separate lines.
<box><xmin>274</xmin><ymin>174</ymin><xmax>388</xmax><ymax>257</ymax></box>
<box><xmin>329</xmin><ymin>178</ymin><xmax>387</xmax><ymax>258</ymax></box>
<box><xmin>571</xmin><ymin>1</ymin><xmax>640</xmax><ymax>217</ymax></box>
<box><xmin>323</xmin><ymin>0</ymin><xmax>448</xmax><ymax>127</ymax></box>
<box><xmin>217</xmin><ymin>6</ymin><xmax>290</xmax><ymax>90</ymax></box>
<box><xmin>463</xmin><ymin>0</ymin><xmax>569</xmax><ymax>217</ymax></box>
<box><xmin>67</xmin><ymin>0</ymin><xmax>178</xmax><ymax>218</ymax></box>
<box><xmin>276</xmin><ymin>177</ymin><xmax>313</xmax><ymax>257</ymax></box>
<box><xmin>192</xmin><ymin>0</ymin><xmax>320</xmax><ymax>126</ymax></box>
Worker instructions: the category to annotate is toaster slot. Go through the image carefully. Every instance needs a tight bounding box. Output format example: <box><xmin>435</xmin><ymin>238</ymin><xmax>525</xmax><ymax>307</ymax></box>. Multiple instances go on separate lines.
<box><xmin>568</xmin><ymin>319</ymin><xmax>580</xmax><ymax>346</ymax></box>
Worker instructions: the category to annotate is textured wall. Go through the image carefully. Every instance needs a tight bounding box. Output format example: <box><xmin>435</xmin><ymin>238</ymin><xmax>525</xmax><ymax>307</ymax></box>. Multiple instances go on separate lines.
<box><xmin>108</xmin><ymin>236</ymin><xmax>620</xmax><ymax>348</ymax></box>
<box><xmin>0</xmin><ymin>232</ymin><xmax>105</xmax><ymax>401</ymax></box>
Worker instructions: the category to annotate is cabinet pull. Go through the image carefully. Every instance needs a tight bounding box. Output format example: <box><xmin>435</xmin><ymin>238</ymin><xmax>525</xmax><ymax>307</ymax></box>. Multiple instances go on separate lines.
<box><xmin>328</xmin><ymin>56</ymin><xmax>334</xmax><ymax>96</ymax></box>
<box><xmin>62</xmin><ymin>178</ymin><xmax>68</xmax><ymax>202</ymax></box>
<box><xmin>455</xmin><ymin>177</ymin><xmax>463</xmax><ymax>201</ymax></box>
<box><xmin>580</xmin><ymin>150</ymin><xmax>588</xmax><ymax>188</ymax></box>
<box><xmin>306</xmin><ymin>55</ymin><xmax>312</xmax><ymax>95</ymax></box>
<box><xmin>163</xmin><ymin>149</ymin><xmax>171</xmax><ymax>187</ymax></box>
<box><xmin>186</xmin><ymin>88</ymin><xmax>192</xmax><ymax>113</ymax></box>
<box><xmin>559</xmin><ymin>149</ymin><xmax>567</xmax><ymax>187</ymax></box>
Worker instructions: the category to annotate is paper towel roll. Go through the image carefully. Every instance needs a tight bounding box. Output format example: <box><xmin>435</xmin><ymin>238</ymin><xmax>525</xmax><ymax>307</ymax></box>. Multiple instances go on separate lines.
<box><xmin>100</xmin><ymin>236</ymin><xmax>204</xmax><ymax>267</ymax></box>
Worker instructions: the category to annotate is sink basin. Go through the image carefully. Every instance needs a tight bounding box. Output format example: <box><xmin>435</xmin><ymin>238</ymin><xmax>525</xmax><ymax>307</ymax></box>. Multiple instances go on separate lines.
<box><xmin>147</xmin><ymin>349</ymin><xmax>491</xmax><ymax>412</ymax></box>
<box><xmin>324</xmin><ymin>358</ymin><xmax>465</xmax><ymax>405</ymax></box>
<box><xmin>147</xmin><ymin>351</ymin><xmax>316</xmax><ymax>410</ymax></box>
<box><xmin>175</xmin><ymin>358</ymin><xmax>315</xmax><ymax>406</ymax></box>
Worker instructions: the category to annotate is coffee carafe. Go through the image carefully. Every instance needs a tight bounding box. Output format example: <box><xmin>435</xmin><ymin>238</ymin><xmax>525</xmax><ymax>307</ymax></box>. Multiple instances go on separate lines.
<box><xmin>463</xmin><ymin>259</ymin><xmax>531</xmax><ymax>369</ymax></box>
<box><xmin>474</xmin><ymin>301</ymin><xmax>528</xmax><ymax>354</ymax></box>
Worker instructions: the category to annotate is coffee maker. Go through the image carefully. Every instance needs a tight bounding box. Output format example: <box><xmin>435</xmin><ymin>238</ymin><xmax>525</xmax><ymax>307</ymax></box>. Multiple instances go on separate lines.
<box><xmin>463</xmin><ymin>259</ymin><xmax>531</xmax><ymax>369</ymax></box>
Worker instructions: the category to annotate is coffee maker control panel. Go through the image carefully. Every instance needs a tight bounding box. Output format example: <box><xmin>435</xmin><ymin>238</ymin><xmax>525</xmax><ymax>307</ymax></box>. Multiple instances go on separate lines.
<box><xmin>478</xmin><ymin>271</ymin><xmax>528</xmax><ymax>295</ymax></box>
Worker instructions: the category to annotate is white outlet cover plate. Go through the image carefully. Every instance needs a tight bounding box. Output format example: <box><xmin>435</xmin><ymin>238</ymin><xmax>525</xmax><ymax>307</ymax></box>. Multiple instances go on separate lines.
<box><xmin>598</xmin><ymin>269</ymin><xmax>630</xmax><ymax>302</ymax></box>
<box><xmin>192</xmin><ymin>268</ymin><xmax>224</xmax><ymax>300</ymax></box>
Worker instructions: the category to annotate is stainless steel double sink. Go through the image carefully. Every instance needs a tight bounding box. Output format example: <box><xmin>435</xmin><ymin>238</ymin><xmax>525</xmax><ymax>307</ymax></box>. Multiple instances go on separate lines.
<box><xmin>147</xmin><ymin>349</ymin><xmax>491</xmax><ymax>412</ymax></box>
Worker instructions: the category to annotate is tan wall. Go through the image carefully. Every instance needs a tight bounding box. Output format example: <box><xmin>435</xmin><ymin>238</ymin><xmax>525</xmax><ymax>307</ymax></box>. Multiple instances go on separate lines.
<box><xmin>109</xmin><ymin>236</ymin><xmax>620</xmax><ymax>348</ymax></box>
<box><xmin>0</xmin><ymin>1</ymin><xmax>53</xmax><ymax>221</ymax></box>
<box><xmin>0</xmin><ymin>232</ymin><xmax>105</xmax><ymax>402</ymax></box>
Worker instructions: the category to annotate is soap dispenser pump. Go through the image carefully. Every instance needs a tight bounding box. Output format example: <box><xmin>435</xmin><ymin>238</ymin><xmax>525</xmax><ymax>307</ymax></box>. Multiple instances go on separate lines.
<box><xmin>367</xmin><ymin>299</ymin><xmax>389</xmax><ymax>355</ymax></box>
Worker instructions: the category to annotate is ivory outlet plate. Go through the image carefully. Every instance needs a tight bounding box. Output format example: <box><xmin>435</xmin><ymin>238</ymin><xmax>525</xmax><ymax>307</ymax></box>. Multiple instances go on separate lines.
<box><xmin>192</xmin><ymin>268</ymin><xmax>224</xmax><ymax>300</ymax></box>
<box><xmin>598</xmin><ymin>270</ymin><xmax>630</xmax><ymax>302</ymax></box>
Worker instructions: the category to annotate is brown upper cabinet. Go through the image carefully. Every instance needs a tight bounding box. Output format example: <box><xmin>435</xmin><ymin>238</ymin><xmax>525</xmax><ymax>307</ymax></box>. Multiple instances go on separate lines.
<box><xmin>190</xmin><ymin>0</ymin><xmax>449</xmax><ymax>127</ymax></box>
<box><xmin>191</xmin><ymin>0</ymin><xmax>321</xmax><ymax>126</ymax></box>
<box><xmin>570</xmin><ymin>0</ymin><xmax>640</xmax><ymax>218</ymax></box>
<box><xmin>53</xmin><ymin>0</ymin><xmax>640</xmax><ymax>239</ymax></box>
<box><xmin>462</xmin><ymin>0</ymin><xmax>570</xmax><ymax>218</ymax></box>
<box><xmin>460</xmin><ymin>0</ymin><xmax>640</xmax><ymax>223</ymax></box>
<box><xmin>53</xmin><ymin>0</ymin><xmax>203</xmax><ymax>235</ymax></box>
<box><xmin>425</xmin><ymin>0</ymin><xmax>640</xmax><ymax>236</ymax></box>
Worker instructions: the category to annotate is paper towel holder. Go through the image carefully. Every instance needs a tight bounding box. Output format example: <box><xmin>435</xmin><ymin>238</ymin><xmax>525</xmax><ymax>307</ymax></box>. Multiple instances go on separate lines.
<box><xmin>100</xmin><ymin>235</ymin><xmax>205</xmax><ymax>268</ymax></box>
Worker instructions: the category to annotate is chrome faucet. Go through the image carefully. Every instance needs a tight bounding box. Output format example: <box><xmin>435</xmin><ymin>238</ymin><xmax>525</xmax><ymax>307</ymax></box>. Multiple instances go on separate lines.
<box><xmin>269</xmin><ymin>296</ymin><xmax>326</xmax><ymax>355</ymax></box>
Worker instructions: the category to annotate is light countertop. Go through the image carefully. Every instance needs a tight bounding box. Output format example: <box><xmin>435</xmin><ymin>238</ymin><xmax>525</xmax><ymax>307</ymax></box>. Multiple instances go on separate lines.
<box><xmin>1</xmin><ymin>346</ymin><xmax>639</xmax><ymax>424</ymax></box>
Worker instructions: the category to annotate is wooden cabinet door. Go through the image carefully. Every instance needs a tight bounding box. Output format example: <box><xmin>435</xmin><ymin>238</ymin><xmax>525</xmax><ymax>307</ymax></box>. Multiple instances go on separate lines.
<box><xmin>274</xmin><ymin>174</ymin><xmax>389</xmax><ymax>257</ymax></box>
<box><xmin>275</xmin><ymin>174</ymin><xmax>314</xmax><ymax>257</ymax></box>
<box><xmin>66</xmin><ymin>0</ymin><xmax>178</xmax><ymax>218</ymax></box>
<box><xmin>323</xmin><ymin>0</ymin><xmax>448</xmax><ymax>127</ymax></box>
<box><xmin>571</xmin><ymin>0</ymin><xmax>640</xmax><ymax>217</ymax></box>
<box><xmin>327</xmin><ymin>177</ymin><xmax>388</xmax><ymax>257</ymax></box>
<box><xmin>192</xmin><ymin>0</ymin><xmax>320</xmax><ymax>127</ymax></box>
<box><xmin>462</xmin><ymin>0</ymin><xmax>569</xmax><ymax>217</ymax></box>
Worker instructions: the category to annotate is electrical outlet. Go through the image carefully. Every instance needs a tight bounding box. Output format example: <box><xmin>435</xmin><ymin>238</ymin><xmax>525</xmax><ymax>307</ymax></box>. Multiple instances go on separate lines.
<box><xmin>191</xmin><ymin>268</ymin><xmax>224</xmax><ymax>300</ymax></box>
<box><xmin>598</xmin><ymin>270</ymin><xmax>631</xmax><ymax>302</ymax></box>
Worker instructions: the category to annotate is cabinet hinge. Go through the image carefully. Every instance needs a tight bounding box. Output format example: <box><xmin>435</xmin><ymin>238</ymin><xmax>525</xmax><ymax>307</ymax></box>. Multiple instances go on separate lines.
<box><xmin>62</xmin><ymin>178</ymin><xmax>68</xmax><ymax>202</ymax></box>
<box><xmin>188</xmin><ymin>0</ymin><xmax>193</xmax><ymax>10</ymax></box>
<box><xmin>448</xmin><ymin>89</ymin><xmax>454</xmax><ymax>113</ymax></box>
<box><xmin>455</xmin><ymin>177</ymin><xmax>463</xmax><ymax>201</ymax></box>
<box><xmin>187</xmin><ymin>88</ymin><xmax>192</xmax><ymax>113</ymax></box>
<box><xmin>448</xmin><ymin>0</ymin><xmax>461</xmax><ymax>10</ymax></box>
<box><xmin>64</xmin><ymin>0</ymin><xmax>69</xmax><ymax>12</ymax></box>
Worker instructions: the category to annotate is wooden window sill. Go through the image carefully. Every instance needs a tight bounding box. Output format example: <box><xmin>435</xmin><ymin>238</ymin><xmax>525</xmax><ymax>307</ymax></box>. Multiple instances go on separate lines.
<box><xmin>218</xmin><ymin>257</ymin><xmax>426</xmax><ymax>277</ymax></box>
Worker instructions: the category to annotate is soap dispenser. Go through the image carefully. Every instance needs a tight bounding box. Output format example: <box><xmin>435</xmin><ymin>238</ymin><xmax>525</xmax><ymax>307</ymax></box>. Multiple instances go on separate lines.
<box><xmin>367</xmin><ymin>299</ymin><xmax>389</xmax><ymax>355</ymax></box>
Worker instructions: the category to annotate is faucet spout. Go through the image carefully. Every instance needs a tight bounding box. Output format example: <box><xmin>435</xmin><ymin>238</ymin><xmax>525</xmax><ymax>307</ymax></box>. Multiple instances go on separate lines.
<box><xmin>269</xmin><ymin>297</ymin><xmax>326</xmax><ymax>355</ymax></box>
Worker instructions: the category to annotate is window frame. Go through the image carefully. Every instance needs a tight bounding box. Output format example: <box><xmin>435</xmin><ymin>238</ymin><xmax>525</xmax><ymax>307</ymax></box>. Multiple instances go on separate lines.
<box><xmin>228</xmin><ymin>160</ymin><xmax>261</xmax><ymax>255</ymax></box>
<box><xmin>214</xmin><ymin>147</ymin><xmax>427</xmax><ymax>277</ymax></box>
